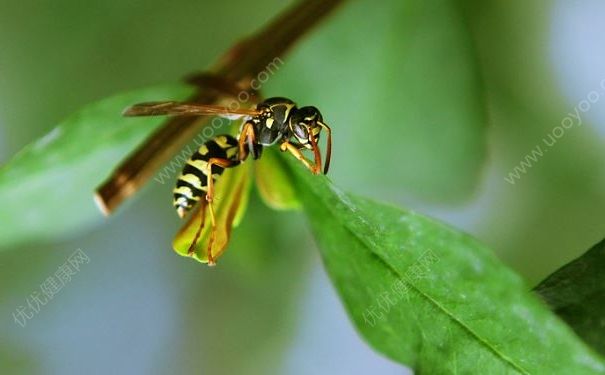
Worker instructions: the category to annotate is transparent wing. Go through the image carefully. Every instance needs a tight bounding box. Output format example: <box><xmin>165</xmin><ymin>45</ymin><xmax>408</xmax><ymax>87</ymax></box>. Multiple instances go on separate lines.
<box><xmin>123</xmin><ymin>101</ymin><xmax>261</xmax><ymax>118</ymax></box>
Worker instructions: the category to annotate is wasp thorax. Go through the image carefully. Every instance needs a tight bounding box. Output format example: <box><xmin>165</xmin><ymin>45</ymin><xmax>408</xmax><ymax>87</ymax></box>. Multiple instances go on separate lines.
<box><xmin>254</xmin><ymin>97</ymin><xmax>296</xmax><ymax>146</ymax></box>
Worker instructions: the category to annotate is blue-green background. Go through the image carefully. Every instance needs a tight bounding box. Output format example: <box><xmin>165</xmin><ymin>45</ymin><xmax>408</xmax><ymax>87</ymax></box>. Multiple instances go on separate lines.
<box><xmin>1</xmin><ymin>1</ymin><xmax>604</xmax><ymax>374</ymax></box>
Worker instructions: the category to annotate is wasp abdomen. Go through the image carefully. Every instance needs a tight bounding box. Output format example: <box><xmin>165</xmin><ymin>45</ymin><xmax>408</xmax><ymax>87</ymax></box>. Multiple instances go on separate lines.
<box><xmin>172</xmin><ymin>135</ymin><xmax>240</xmax><ymax>217</ymax></box>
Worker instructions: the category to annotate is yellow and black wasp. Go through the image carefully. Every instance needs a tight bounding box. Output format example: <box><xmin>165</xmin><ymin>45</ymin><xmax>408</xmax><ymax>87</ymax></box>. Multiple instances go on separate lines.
<box><xmin>120</xmin><ymin>97</ymin><xmax>332</xmax><ymax>265</ymax></box>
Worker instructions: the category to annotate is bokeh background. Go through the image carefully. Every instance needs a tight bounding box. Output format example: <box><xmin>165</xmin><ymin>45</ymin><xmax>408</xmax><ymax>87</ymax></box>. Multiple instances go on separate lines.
<box><xmin>1</xmin><ymin>0</ymin><xmax>605</xmax><ymax>374</ymax></box>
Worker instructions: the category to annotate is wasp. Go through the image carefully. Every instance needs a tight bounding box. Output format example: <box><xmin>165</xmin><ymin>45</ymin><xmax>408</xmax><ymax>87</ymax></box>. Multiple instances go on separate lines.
<box><xmin>122</xmin><ymin>97</ymin><xmax>332</xmax><ymax>264</ymax></box>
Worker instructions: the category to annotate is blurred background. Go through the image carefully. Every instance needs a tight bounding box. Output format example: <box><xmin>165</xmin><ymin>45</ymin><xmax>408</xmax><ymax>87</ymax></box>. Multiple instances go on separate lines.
<box><xmin>1</xmin><ymin>0</ymin><xmax>604</xmax><ymax>374</ymax></box>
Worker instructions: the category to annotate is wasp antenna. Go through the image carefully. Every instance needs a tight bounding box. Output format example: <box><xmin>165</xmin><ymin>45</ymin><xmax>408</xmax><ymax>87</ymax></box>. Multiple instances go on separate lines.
<box><xmin>319</xmin><ymin>122</ymin><xmax>332</xmax><ymax>174</ymax></box>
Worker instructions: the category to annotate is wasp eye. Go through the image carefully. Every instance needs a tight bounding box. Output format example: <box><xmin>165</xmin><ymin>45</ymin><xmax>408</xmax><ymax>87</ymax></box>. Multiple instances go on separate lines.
<box><xmin>293</xmin><ymin>124</ymin><xmax>308</xmax><ymax>139</ymax></box>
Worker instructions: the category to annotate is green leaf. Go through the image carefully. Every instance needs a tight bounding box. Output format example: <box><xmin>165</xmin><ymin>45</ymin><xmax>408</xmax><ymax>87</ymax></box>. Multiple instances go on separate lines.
<box><xmin>254</xmin><ymin>148</ymin><xmax>301</xmax><ymax>211</ymax></box>
<box><xmin>168</xmin><ymin>197</ymin><xmax>313</xmax><ymax>375</ymax></box>
<box><xmin>534</xmin><ymin>238</ymin><xmax>605</xmax><ymax>356</ymax></box>
<box><xmin>0</xmin><ymin>84</ymin><xmax>194</xmax><ymax>248</ymax></box>
<box><xmin>285</xmin><ymin>159</ymin><xmax>605</xmax><ymax>373</ymax></box>
<box><xmin>266</xmin><ymin>0</ymin><xmax>487</xmax><ymax>202</ymax></box>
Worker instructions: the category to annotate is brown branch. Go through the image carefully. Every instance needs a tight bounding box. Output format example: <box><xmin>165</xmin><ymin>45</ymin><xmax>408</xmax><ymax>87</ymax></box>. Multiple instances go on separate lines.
<box><xmin>95</xmin><ymin>0</ymin><xmax>346</xmax><ymax>215</ymax></box>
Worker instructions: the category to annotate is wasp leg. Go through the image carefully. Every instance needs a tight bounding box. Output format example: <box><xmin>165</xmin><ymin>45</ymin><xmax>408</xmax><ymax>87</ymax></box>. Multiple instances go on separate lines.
<box><xmin>206</xmin><ymin>201</ymin><xmax>218</xmax><ymax>266</ymax></box>
<box><xmin>187</xmin><ymin>203</ymin><xmax>208</xmax><ymax>257</ymax></box>
<box><xmin>185</xmin><ymin>72</ymin><xmax>260</xmax><ymax>100</ymax></box>
<box><xmin>317</xmin><ymin>122</ymin><xmax>332</xmax><ymax>174</ymax></box>
<box><xmin>238</xmin><ymin>121</ymin><xmax>259</xmax><ymax>161</ymax></box>
<box><xmin>280</xmin><ymin>140</ymin><xmax>322</xmax><ymax>175</ymax></box>
<box><xmin>308</xmin><ymin>136</ymin><xmax>322</xmax><ymax>175</ymax></box>
<box><xmin>204</xmin><ymin>157</ymin><xmax>239</xmax><ymax>265</ymax></box>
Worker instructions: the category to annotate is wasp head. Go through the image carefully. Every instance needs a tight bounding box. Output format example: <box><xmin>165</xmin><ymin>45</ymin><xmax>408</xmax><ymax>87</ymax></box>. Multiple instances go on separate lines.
<box><xmin>289</xmin><ymin>106</ymin><xmax>324</xmax><ymax>148</ymax></box>
<box><xmin>288</xmin><ymin>105</ymin><xmax>332</xmax><ymax>175</ymax></box>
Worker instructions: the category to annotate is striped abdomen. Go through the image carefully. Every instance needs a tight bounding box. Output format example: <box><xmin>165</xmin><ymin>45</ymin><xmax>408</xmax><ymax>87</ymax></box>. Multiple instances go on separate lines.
<box><xmin>173</xmin><ymin>135</ymin><xmax>240</xmax><ymax>218</ymax></box>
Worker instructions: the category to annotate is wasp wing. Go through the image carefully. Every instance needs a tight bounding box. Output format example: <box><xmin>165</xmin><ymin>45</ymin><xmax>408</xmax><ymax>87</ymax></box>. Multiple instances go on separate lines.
<box><xmin>123</xmin><ymin>101</ymin><xmax>261</xmax><ymax>118</ymax></box>
<box><xmin>95</xmin><ymin>92</ymin><xmax>261</xmax><ymax>215</ymax></box>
